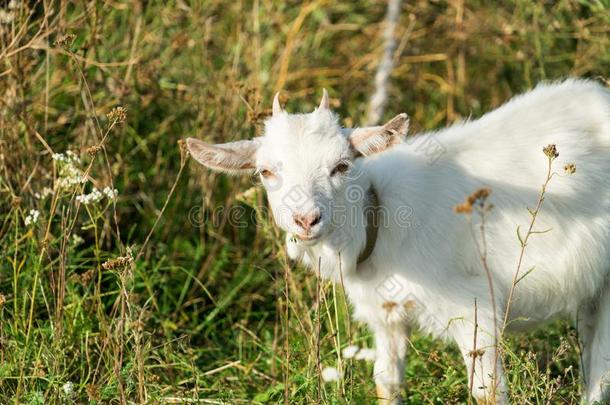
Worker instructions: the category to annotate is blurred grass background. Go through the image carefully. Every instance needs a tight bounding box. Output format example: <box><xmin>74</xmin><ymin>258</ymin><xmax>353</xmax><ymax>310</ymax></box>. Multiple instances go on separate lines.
<box><xmin>1</xmin><ymin>0</ymin><xmax>609</xmax><ymax>403</ymax></box>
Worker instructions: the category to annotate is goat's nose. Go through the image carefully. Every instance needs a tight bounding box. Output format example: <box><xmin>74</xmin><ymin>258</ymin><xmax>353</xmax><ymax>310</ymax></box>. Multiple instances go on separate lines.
<box><xmin>293</xmin><ymin>211</ymin><xmax>321</xmax><ymax>232</ymax></box>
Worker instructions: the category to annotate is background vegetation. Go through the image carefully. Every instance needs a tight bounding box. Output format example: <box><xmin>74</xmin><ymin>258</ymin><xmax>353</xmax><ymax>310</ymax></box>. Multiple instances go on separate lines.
<box><xmin>1</xmin><ymin>0</ymin><xmax>609</xmax><ymax>403</ymax></box>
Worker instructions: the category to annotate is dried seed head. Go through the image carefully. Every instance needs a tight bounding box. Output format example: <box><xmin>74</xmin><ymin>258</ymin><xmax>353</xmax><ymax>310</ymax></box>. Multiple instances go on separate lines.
<box><xmin>178</xmin><ymin>138</ymin><xmax>189</xmax><ymax>165</ymax></box>
<box><xmin>86</xmin><ymin>145</ymin><xmax>101</xmax><ymax>156</ymax></box>
<box><xmin>86</xmin><ymin>383</ymin><xmax>100</xmax><ymax>400</ymax></box>
<box><xmin>555</xmin><ymin>337</ymin><xmax>570</xmax><ymax>358</ymax></box>
<box><xmin>564</xmin><ymin>163</ymin><xmax>576</xmax><ymax>175</ymax></box>
<box><xmin>131</xmin><ymin>319</ymin><xmax>145</xmax><ymax>332</ymax></box>
<box><xmin>468</xmin><ymin>348</ymin><xmax>486</xmax><ymax>358</ymax></box>
<box><xmin>428</xmin><ymin>351</ymin><xmax>440</xmax><ymax>362</ymax></box>
<box><xmin>454</xmin><ymin>202</ymin><xmax>472</xmax><ymax>214</ymax></box>
<box><xmin>382</xmin><ymin>301</ymin><xmax>398</xmax><ymax>311</ymax></box>
<box><xmin>102</xmin><ymin>257</ymin><xmax>129</xmax><ymax>270</ymax></box>
<box><xmin>178</xmin><ymin>139</ymin><xmax>188</xmax><ymax>157</ymax></box>
<box><xmin>33</xmin><ymin>360</ymin><xmax>46</xmax><ymax>378</ymax></box>
<box><xmin>0</xmin><ymin>293</ymin><xmax>6</xmax><ymax>307</ymax></box>
<box><xmin>403</xmin><ymin>300</ymin><xmax>417</xmax><ymax>311</ymax></box>
<box><xmin>454</xmin><ymin>187</ymin><xmax>492</xmax><ymax>214</ymax></box>
<box><xmin>467</xmin><ymin>188</ymin><xmax>491</xmax><ymax>206</ymax></box>
<box><xmin>543</xmin><ymin>144</ymin><xmax>559</xmax><ymax>159</ymax></box>
<box><xmin>54</xmin><ymin>34</ymin><xmax>76</xmax><ymax>49</ymax></box>
<box><xmin>102</xmin><ymin>248</ymin><xmax>133</xmax><ymax>271</ymax></box>
<box><xmin>107</xmin><ymin>106</ymin><xmax>127</xmax><ymax>124</ymax></box>
<box><xmin>80</xmin><ymin>268</ymin><xmax>95</xmax><ymax>285</ymax></box>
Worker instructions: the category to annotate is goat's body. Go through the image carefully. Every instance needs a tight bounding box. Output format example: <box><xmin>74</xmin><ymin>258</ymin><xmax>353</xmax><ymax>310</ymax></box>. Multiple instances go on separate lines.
<box><xmin>296</xmin><ymin>79</ymin><xmax>610</xmax><ymax>403</ymax></box>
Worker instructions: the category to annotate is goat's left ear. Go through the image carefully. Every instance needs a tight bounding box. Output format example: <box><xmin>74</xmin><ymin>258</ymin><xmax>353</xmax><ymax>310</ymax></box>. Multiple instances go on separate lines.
<box><xmin>347</xmin><ymin>113</ymin><xmax>409</xmax><ymax>157</ymax></box>
<box><xmin>186</xmin><ymin>137</ymin><xmax>261</xmax><ymax>174</ymax></box>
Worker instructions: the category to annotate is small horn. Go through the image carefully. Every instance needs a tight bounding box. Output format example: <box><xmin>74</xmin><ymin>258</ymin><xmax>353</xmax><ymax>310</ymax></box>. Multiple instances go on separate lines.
<box><xmin>318</xmin><ymin>88</ymin><xmax>330</xmax><ymax>110</ymax></box>
<box><xmin>272</xmin><ymin>92</ymin><xmax>283</xmax><ymax>116</ymax></box>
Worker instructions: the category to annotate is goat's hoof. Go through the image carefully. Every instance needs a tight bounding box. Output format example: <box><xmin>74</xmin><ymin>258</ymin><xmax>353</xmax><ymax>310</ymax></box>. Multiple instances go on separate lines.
<box><xmin>376</xmin><ymin>384</ymin><xmax>401</xmax><ymax>405</ymax></box>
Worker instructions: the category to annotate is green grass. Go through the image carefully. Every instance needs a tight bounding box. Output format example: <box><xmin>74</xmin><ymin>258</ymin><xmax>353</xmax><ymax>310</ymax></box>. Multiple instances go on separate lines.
<box><xmin>1</xmin><ymin>0</ymin><xmax>609</xmax><ymax>403</ymax></box>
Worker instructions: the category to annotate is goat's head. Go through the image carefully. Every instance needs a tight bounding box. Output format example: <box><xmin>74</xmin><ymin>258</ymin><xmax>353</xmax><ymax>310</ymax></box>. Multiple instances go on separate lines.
<box><xmin>187</xmin><ymin>90</ymin><xmax>409</xmax><ymax>243</ymax></box>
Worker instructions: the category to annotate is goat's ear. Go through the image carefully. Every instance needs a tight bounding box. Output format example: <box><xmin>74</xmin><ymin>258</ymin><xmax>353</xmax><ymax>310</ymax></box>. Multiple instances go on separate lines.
<box><xmin>348</xmin><ymin>113</ymin><xmax>409</xmax><ymax>157</ymax></box>
<box><xmin>186</xmin><ymin>137</ymin><xmax>261</xmax><ymax>173</ymax></box>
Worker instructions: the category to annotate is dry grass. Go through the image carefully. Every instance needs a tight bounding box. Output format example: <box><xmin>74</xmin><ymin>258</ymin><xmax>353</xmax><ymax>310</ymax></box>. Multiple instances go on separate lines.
<box><xmin>1</xmin><ymin>0</ymin><xmax>609</xmax><ymax>403</ymax></box>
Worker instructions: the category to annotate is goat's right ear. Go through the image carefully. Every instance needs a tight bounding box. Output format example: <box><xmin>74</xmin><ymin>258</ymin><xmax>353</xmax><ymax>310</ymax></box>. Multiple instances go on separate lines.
<box><xmin>347</xmin><ymin>113</ymin><xmax>409</xmax><ymax>157</ymax></box>
<box><xmin>186</xmin><ymin>137</ymin><xmax>261</xmax><ymax>174</ymax></box>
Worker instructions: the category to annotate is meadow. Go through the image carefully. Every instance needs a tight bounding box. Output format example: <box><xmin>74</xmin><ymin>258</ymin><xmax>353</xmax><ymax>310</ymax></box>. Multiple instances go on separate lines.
<box><xmin>1</xmin><ymin>0</ymin><xmax>609</xmax><ymax>403</ymax></box>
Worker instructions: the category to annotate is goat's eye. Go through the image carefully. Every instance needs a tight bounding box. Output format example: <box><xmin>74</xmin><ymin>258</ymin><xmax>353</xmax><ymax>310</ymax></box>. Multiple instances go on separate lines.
<box><xmin>259</xmin><ymin>169</ymin><xmax>274</xmax><ymax>178</ymax></box>
<box><xmin>331</xmin><ymin>161</ymin><xmax>350</xmax><ymax>176</ymax></box>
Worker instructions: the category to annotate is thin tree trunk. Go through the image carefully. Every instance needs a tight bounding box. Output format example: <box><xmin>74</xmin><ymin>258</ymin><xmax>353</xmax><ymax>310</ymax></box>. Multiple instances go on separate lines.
<box><xmin>366</xmin><ymin>0</ymin><xmax>402</xmax><ymax>125</ymax></box>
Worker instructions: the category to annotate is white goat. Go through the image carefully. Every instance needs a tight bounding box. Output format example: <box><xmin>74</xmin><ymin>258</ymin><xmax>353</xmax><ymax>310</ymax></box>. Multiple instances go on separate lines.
<box><xmin>187</xmin><ymin>79</ymin><xmax>610</xmax><ymax>404</ymax></box>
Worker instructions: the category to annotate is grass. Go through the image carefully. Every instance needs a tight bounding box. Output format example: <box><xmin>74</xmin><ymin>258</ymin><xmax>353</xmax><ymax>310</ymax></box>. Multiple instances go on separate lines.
<box><xmin>1</xmin><ymin>0</ymin><xmax>609</xmax><ymax>403</ymax></box>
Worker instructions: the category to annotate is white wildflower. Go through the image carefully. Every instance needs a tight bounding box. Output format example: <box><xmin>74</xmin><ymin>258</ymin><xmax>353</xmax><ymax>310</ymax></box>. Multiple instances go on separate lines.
<box><xmin>342</xmin><ymin>345</ymin><xmax>360</xmax><ymax>359</ymax></box>
<box><xmin>24</xmin><ymin>209</ymin><xmax>40</xmax><ymax>226</ymax></box>
<box><xmin>76</xmin><ymin>188</ymin><xmax>103</xmax><ymax>205</ymax></box>
<box><xmin>62</xmin><ymin>381</ymin><xmax>74</xmax><ymax>396</ymax></box>
<box><xmin>0</xmin><ymin>10</ymin><xmax>14</xmax><ymax>25</ymax></box>
<box><xmin>103</xmin><ymin>186</ymin><xmax>118</xmax><ymax>200</ymax></box>
<box><xmin>41</xmin><ymin>187</ymin><xmax>53</xmax><ymax>198</ymax></box>
<box><xmin>65</xmin><ymin>150</ymin><xmax>80</xmax><ymax>163</ymax></box>
<box><xmin>71</xmin><ymin>234</ymin><xmax>84</xmax><ymax>246</ymax></box>
<box><xmin>355</xmin><ymin>348</ymin><xmax>376</xmax><ymax>362</ymax></box>
<box><xmin>33</xmin><ymin>187</ymin><xmax>54</xmax><ymax>200</ymax></box>
<box><xmin>8</xmin><ymin>0</ymin><xmax>20</xmax><ymax>10</ymax></box>
<box><xmin>321</xmin><ymin>366</ymin><xmax>342</xmax><ymax>382</ymax></box>
<box><xmin>54</xmin><ymin>151</ymin><xmax>87</xmax><ymax>189</ymax></box>
<box><xmin>75</xmin><ymin>186</ymin><xmax>118</xmax><ymax>205</ymax></box>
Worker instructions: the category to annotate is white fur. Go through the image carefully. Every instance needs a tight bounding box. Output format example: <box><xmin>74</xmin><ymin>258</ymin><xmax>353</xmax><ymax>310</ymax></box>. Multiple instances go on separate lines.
<box><xmin>188</xmin><ymin>80</ymin><xmax>610</xmax><ymax>404</ymax></box>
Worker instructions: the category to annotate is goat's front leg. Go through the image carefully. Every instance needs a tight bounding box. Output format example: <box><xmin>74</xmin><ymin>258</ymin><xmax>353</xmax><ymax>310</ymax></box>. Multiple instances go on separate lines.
<box><xmin>372</xmin><ymin>323</ymin><xmax>409</xmax><ymax>405</ymax></box>
<box><xmin>452</xmin><ymin>316</ymin><xmax>507</xmax><ymax>404</ymax></box>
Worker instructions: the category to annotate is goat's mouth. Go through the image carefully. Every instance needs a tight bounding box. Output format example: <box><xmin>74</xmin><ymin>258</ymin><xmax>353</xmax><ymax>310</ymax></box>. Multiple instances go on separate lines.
<box><xmin>291</xmin><ymin>230</ymin><xmax>327</xmax><ymax>245</ymax></box>
<box><xmin>288</xmin><ymin>223</ymin><xmax>327</xmax><ymax>244</ymax></box>
<box><xmin>295</xmin><ymin>233</ymin><xmax>320</xmax><ymax>242</ymax></box>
